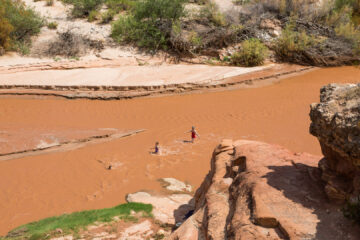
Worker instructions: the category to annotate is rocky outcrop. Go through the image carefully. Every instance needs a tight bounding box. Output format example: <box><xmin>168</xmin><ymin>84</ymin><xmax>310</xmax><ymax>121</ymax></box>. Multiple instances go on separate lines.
<box><xmin>126</xmin><ymin>192</ymin><xmax>194</xmax><ymax>225</ymax></box>
<box><xmin>126</xmin><ymin>177</ymin><xmax>194</xmax><ymax>225</ymax></box>
<box><xmin>169</xmin><ymin>139</ymin><xmax>360</xmax><ymax>240</ymax></box>
<box><xmin>310</xmin><ymin>83</ymin><xmax>360</xmax><ymax>203</ymax></box>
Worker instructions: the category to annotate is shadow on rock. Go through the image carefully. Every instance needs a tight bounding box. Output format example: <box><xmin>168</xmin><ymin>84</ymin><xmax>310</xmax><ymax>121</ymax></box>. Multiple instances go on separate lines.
<box><xmin>264</xmin><ymin>162</ymin><xmax>360</xmax><ymax>240</ymax></box>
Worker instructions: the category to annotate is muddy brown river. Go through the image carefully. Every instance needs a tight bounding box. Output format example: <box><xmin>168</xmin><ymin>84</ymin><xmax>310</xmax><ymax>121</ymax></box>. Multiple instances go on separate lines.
<box><xmin>0</xmin><ymin>66</ymin><xmax>359</xmax><ymax>235</ymax></box>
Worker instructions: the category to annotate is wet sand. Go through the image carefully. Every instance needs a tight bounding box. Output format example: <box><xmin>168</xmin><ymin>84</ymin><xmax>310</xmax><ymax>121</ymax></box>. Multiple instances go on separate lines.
<box><xmin>0</xmin><ymin>66</ymin><xmax>359</xmax><ymax>235</ymax></box>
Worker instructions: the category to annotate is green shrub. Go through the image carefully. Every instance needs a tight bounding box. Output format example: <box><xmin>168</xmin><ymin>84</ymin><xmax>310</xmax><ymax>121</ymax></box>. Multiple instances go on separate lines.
<box><xmin>112</xmin><ymin>15</ymin><xmax>167</xmax><ymax>49</ymax></box>
<box><xmin>0</xmin><ymin>0</ymin><xmax>43</xmax><ymax>54</ymax></box>
<box><xmin>132</xmin><ymin>0</ymin><xmax>185</xmax><ymax>22</ymax></box>
<box><xmin>71</xmin><ymin>0</ymin><xmax>104</xmax><ymax>17</ymax></box>
<box><xmin>10</xmin><ymin>38</ymin><xmax>31</xmax><ymax>54</ymax></box>
<box><xmin>2</xmin><ymin>0</ymin><xmax>43</xmax><ymax>40</ymax></box>
<box><xmin>105</xmin><ymin>0</ymin><xmax>135</xmax><ymax>12</ymax></box>
<box><xmin>274</xmin><ymin>22</ymin><xmax>315</xmax><ymax>59</ymax></box>
<box><xmin>47</xmin><ymin>21</ymin><xmax>58</xmax><ymax>29</ymax></box>
<box><xmin>111</xmin><ymin>0</ymin><xmax>185</xmax><ymax>50</ymax></box>
<box><xmin>335</xmin><ymin>21</ymin><xmax>360</xmax><ymax>53</ymax></box>
<box><xmin>189</xmin><ymin>31</ymin><xmax>202</xmax><ymax>48</ymax></box>
<box><xmin>101</xmin><ymin>9</ymin><xmax>116</xmax><ymax>23</ymax></box>
<box><xmin>335</xmin><ymin>21</ymin><xmax>360</xmax><ymax>39</ymax></box>
<box><xmin>87</xmin><ymin>9</ymin><xmax>99</xmax><ymax>21</ymax></box>
<box><xmin>335</xmin><ymin>0</ymin><xmax>360</xmax><ymax>14</ymax></box>
<box><xmin>231</xmin><ymin>38</ymin><xmax>268</xmax><ymax>67</ymax></box>
<box><xmin>233</xmin><ymin>0</ymin><xmax>251</xmax><ymax>5</ymax></box>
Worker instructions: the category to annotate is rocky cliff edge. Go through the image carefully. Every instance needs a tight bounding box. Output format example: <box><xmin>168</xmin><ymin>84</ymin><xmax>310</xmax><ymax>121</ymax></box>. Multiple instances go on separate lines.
<box><xmin>169</xmin><ymin>139</ymin><xmax>360</xmax><ymax>240</ymax></box>
<box><xmin>310</xmin><ymin>83</ymin><xmax>360</xmax><ymax>203</ymax></box>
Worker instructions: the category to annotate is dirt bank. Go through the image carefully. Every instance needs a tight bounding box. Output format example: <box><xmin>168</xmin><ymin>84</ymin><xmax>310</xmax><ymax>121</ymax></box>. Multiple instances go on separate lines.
<box><xmin>0</xmin><ymin>66</ymin><xmax>359</xmax><ymax>235</ymax></box>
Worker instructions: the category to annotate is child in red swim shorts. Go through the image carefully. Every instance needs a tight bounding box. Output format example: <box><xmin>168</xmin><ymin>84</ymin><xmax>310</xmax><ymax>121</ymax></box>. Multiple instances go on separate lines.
<box><xmin>187</xmin><ymin>126</ymin><xmax>200</xmax><ymax>143</ymax></box>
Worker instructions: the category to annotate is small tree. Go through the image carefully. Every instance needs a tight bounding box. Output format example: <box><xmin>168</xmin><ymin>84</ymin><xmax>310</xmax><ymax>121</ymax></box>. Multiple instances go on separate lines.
<box><xmin>0</xmin><ymin>0</ymin><xmax>42</xmax><ymax>54</ymax></box>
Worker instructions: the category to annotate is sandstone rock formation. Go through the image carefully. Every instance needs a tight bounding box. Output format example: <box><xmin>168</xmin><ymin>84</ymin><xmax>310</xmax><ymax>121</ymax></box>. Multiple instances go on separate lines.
<box><xmin>126</xmin><ymin>192</ymin><xmax>194</xmax><ymax>225</ymax></box>
<box><xmin>310</xmin><ymin>83</ymin><xmax>360</xmax><ymax>203</ymax></box>
<box><xmin>160</xmin><ymin>178</ymin><xmax>193</xmax><ymax>193</ymax></box>
<box><xmin>126</xmin><ymin>178</ymin><xmax>194</xmax><ymax>225</ymax></box>
<box><xmin>169</xmin><ymin>139</ymin><xmax>360</xmax><ymax>240</ymax></box>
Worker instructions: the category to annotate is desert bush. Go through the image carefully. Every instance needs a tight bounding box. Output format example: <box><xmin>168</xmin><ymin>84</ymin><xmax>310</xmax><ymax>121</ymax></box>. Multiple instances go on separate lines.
<box><xmin>71</xmin><ymin>0</ymin><xmax>103</xmax><ymax>17</ymax></box>
<box><xmin>231</xmin><ymin>38</ymin><xmax>268</xmax><ymax>66</ymax></box>
<box><xmin>0</xmin><ymin>5</ymin><xmax>14</xmax><ymax>52</ymax></box>
<box><xmin>335</xmin><ymin>0</ymin><xmax>360</xmax><ymax>14</ymax></box>
<box><xmin>46</xmin><ymin>0</ymin><xmax>54</xmax><ymax>6</ymax></box>
<box><xmin>112</xmin><ymin>15</ymin><xmax>167</xmax><ymax>49</ymax></box>
<box><xmin>105</xmin><ymin>0</ymin><xmax>135</xmax><ymax>12</ymax></box>
<box><xmin>101</xmin><ymin>9</ymin><xmax>116</xmax><ymax>23</ymax></box>
<box><xmin>111</xmin><ymin>0</ymin><xmax>185</xmax><ymax>50</ymax></box>
<box><xmin>2</xmin><ymin>0</ymin><xmax>43</xmax><ymax>41</ymax></box>
<box><xmin>46</xmin><ymin>30</ymin><xmax>103</xmax><ymax>57</ymax></box>
<box><xmin>326</xmin><ymin>5</ymin><xmax>354</xmax><ymax>25</ymax></box>
<box><xmin>251</xmin><ymin>0</ymin><xmax>333</xmax><ymax>20</ymax></box>
<box><xmin>132</xmin><ymin>0</ymin><xmax>185</xmax><ymax>22</ymax></box>
<box><xmin>45</xmin><ymin>30</ymin><xmax>104</xmax><ymax>57</ymax></box>
<box><xmin>335</xmin><ymin>21</ymin><xmax>360</xmax><ymax>53</ymax></box>
<box><xmin>87</xmin><ymin>10</ymin><xmax>99</xmax><ymax>21</ymax></box>
<box><xmin>335</xmin><ymin>21</ymin><xmax>360</xmax><ymax>38</ymax></box>
<box><xmin>189</xmin><ymin>31</ymin><xmax>202</xmax><ymax>48</ymax></box>
<box><xmin>201</xmin><ymin>2</ymin><xmax>227</xmax><ymax>26</ymax></box>
<box><xmin>233</xmin><ymin>0</ymin><xmax>251</xmax><ymax>5</ymax></box>
<box><xmin>47</xmin><ymin>21</ymin><xmax>58</xmax><ymax>29</ymax></box>
<box><xmin>47</xmin><ymin>31</ymin><xmax>84</xmax><ymax>56</ymax></box>
<box><xmin>274</xmin><ymin>22</ymin><xmax>315</xmax><ymax>60</ymax></box>
<box><xmin>0</xmin><ymin>0</ymin><xmax>43</xmax><ymax>54</ymax></box>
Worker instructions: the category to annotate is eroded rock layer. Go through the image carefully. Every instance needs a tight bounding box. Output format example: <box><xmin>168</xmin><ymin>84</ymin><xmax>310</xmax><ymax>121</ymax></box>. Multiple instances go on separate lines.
<box><xmin>169</xmin><ymin>139</ymin><xmax>360</xmax><ymax>240</ymax></box>
<box><xmin>310</xmin><ymin>83</ymin><xmax>360</xmax><ymax>203</ymax></box>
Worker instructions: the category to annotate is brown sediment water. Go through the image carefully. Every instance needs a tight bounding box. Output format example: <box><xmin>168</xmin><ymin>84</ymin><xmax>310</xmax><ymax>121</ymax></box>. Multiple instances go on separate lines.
<box><xmin>0</xmin><ymin>66</ymin><xmax>359</xmax><ymax>235</ymax></box>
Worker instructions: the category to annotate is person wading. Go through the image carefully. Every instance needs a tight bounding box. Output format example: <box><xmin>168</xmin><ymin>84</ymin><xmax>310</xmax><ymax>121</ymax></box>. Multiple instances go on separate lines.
<box><xmin>186</xmin><ymin>126</ymin><xmax>200</xmax><ymax>143</ymax></box>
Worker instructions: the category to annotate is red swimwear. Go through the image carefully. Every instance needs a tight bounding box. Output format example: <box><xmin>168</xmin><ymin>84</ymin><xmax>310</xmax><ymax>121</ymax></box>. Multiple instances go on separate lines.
<box><xmin>191</xmin><ymin>131</ymin><xmax>196</xmax><ymax>139</ymax></box>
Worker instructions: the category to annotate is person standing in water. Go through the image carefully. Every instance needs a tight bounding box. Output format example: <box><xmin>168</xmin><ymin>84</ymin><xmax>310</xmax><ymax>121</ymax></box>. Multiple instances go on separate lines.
<box><xmin>187</xmin><ymin>126</ymin><xmax>200</xmax><ymax>143</ymax></box>
<box><xmin>152</xmin><ymin>142</ymin><xmax>160</xmax><ymax>154</ymax></box>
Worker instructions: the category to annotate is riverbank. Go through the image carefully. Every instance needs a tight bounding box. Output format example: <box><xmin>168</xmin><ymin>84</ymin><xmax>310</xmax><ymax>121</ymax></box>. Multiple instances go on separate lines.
<box><xmin>0</xmin><ymin>61</ymin><xmax>312</xmax><ymax>99</ymax></box>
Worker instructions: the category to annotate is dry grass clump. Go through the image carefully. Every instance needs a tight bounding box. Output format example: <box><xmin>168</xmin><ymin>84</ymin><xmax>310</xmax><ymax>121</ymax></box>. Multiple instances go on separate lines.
<box><xmin>47</xmin><ymin>21</ymin><xmax>58</xmax><ymax>29</ymax></box>
<box><xmin>101</xmin><ymin>9</ymin><xmax>116</xmax><ymax>23</ymax></box>
<box><xmin>46</xmin><ymin>30</ymin><xmax>103</xmax><ymax>57</ymax></box>
<box><xmin>200</xmin><ymin>2</ymin><xmax>227</xmax><ymax>26</ymax></box>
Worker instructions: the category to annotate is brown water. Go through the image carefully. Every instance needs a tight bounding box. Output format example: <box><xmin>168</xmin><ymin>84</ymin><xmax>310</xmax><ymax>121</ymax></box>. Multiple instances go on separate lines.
<box><xmin>0</xmin><ymin>66</ymin><xmax>359</xmax><ymax>235</ymax></box>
